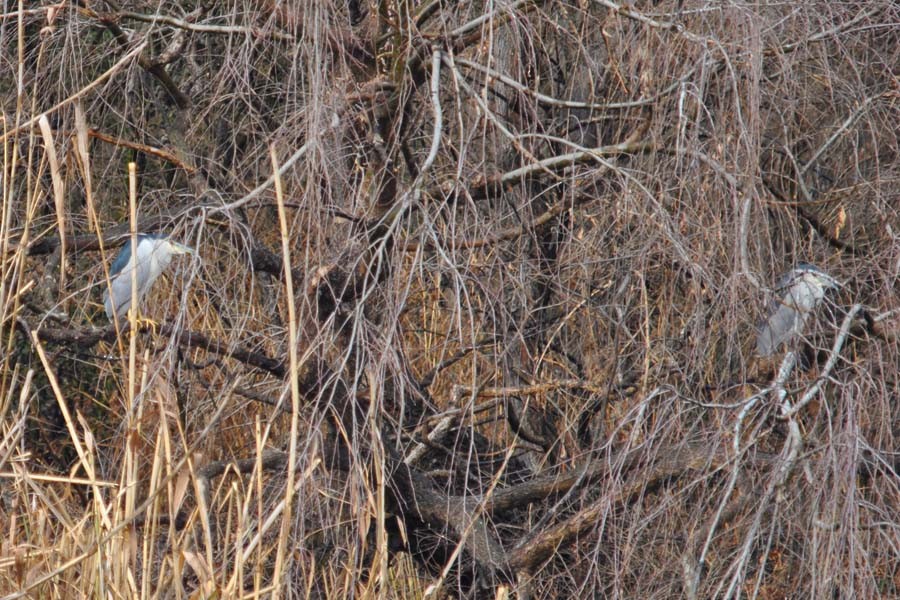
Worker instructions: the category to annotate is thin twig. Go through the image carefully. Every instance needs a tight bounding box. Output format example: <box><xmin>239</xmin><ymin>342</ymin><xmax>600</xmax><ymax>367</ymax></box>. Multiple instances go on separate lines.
<box><xmin>208</xmin><ymin>112</ymin><xmax>341</xmax><ymax>215</ymax></box>
<box><xmin>448</xmin><ymin>0</ymin><xmax>534</xmax><ymax>38</ymax></box>
<box><xmin>455</xmin><ymin>57</ymin><xmax>660</xmax><ymax>111</ymax></box>
<box><xmin>800</xmin><ymin>94</ymin><xmax>884</xmax><ymax>177</ymax></box>
<box><xmin>86</xmin><ymin>128</ymin><xmax>195</xmax><ymax>171</ymax></box>
<box><xmin>591</xmin><ymin>0</ymin><xmax>710</xmax><ymax>44</ymax></box>
<box><xmin>781</xmin><ymin>304</ymin><xmax>861</xmax><ymax>419</ymax></box>
<box><xmin>778</xmin><ymin>6</ymin><xmax>884</xmax><ymax>53</ymax></box>
<box><xmin>0</xmin><ymin>42</ymin><xmax>148</xmax><ymax>143</ymax></box>
<box><xmin>116</xmin><ymin>10</ymin><xmax>296</xmax><ymax>41</ymax></box>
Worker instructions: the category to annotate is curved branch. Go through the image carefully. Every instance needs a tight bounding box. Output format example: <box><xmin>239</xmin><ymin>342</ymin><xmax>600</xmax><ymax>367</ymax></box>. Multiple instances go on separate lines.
<box><xmin>506</xmin><ymin>444</ymin><xmax>764</xmax><ymax>572</ymax></box>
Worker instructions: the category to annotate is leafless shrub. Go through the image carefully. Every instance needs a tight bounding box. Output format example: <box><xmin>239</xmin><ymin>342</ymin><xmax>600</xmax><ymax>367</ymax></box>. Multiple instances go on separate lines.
<box><xmin>0</xmin><ymin>1</ymin><xmax>897</xmax><ymax>598</ymax></box>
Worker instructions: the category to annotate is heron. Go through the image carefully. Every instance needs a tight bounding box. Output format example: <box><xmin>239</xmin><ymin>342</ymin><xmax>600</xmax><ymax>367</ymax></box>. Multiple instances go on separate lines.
<box><xmin>103</xmin><ymin>233</ymin><xmax>194</xmax><ymax>325</ymax></box>
<box><xmin>756</xmin><ymin>263</ymin><xmax>840</xmax><ymax>357</ymax></box>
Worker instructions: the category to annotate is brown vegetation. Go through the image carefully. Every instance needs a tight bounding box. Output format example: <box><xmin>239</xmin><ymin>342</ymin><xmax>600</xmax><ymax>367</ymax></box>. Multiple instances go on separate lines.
<box><xmin>1</xmin><ymin>1</ymin><xmax>898</xmax><ymax>598</ymax></box>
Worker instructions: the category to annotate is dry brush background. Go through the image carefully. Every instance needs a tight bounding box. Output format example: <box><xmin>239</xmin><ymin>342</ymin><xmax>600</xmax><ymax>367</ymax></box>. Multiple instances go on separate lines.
<box><xmin>0</xmin><ymin>1</ymin><xmax>898</xmax><ymax>598</ymax></box>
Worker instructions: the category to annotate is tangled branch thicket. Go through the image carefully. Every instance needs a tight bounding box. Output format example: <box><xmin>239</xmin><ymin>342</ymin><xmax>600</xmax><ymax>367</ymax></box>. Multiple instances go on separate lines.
<box><xmin>1</xmin><ymin>1</ymin><xmax>898</xmax><ymax>598</ymax></box>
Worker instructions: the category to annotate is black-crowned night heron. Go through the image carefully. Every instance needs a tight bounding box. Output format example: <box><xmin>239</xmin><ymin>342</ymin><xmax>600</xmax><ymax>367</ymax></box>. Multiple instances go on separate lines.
<box><xmin>756</xmin><ymin>263</ymin><xmax>840</xmax><ymax>357</ymax></box>
<box><xmin>103</xmin><ymin>233</ymin><xmax>194</xmax><ymax>324</ymax></box>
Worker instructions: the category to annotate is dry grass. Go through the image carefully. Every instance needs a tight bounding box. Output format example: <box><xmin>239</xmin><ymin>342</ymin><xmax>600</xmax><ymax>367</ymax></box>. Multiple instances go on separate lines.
<box><xmin>1</xmin><ymin>1</ymin><xmax>898</xmax><ymax>598</ymax></box>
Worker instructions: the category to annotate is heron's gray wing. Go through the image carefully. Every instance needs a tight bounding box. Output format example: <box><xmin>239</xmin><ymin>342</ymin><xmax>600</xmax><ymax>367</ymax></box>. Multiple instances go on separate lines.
<box><xmin>104</xmin><ymin>265</ymin><xmax>135</xmax><ymax>320</ymax></box>
<box><xmin>756</xmin><ymin>300</ymin><xmax>803</xmax><ymax>356</ymax></box>
<box><xmin>104</xmin><ymin>251</ymin><xmax>158</xmax><ymax>320</ymax></box>
<box><xmin>135</xmin><ymin>244</ymin><xmax>162</xmax><ymax>297</ymax></box>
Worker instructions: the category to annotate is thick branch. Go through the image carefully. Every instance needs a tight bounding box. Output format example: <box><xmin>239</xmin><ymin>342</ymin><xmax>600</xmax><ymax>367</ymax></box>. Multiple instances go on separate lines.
<box><xmin>21</xmin><ymin>221</ymin><xmax>296</xmax><ymax>282</ymax></box>
<box><xmin>506</xmin><ymin>444</ymin><xmax>745</xmax><ymax>572</ymax></box>
<box><xmin>29</xmin><ymin>321</ymin><xmax>286</xmax><ymax>377</ymax></box>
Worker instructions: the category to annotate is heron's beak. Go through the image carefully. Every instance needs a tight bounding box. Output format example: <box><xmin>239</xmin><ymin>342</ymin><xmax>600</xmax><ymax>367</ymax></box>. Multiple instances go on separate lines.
<box><xmin>170</xmin><ymin>241</ymin><xmax>196</xmax><ymax>255</ymax></box>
